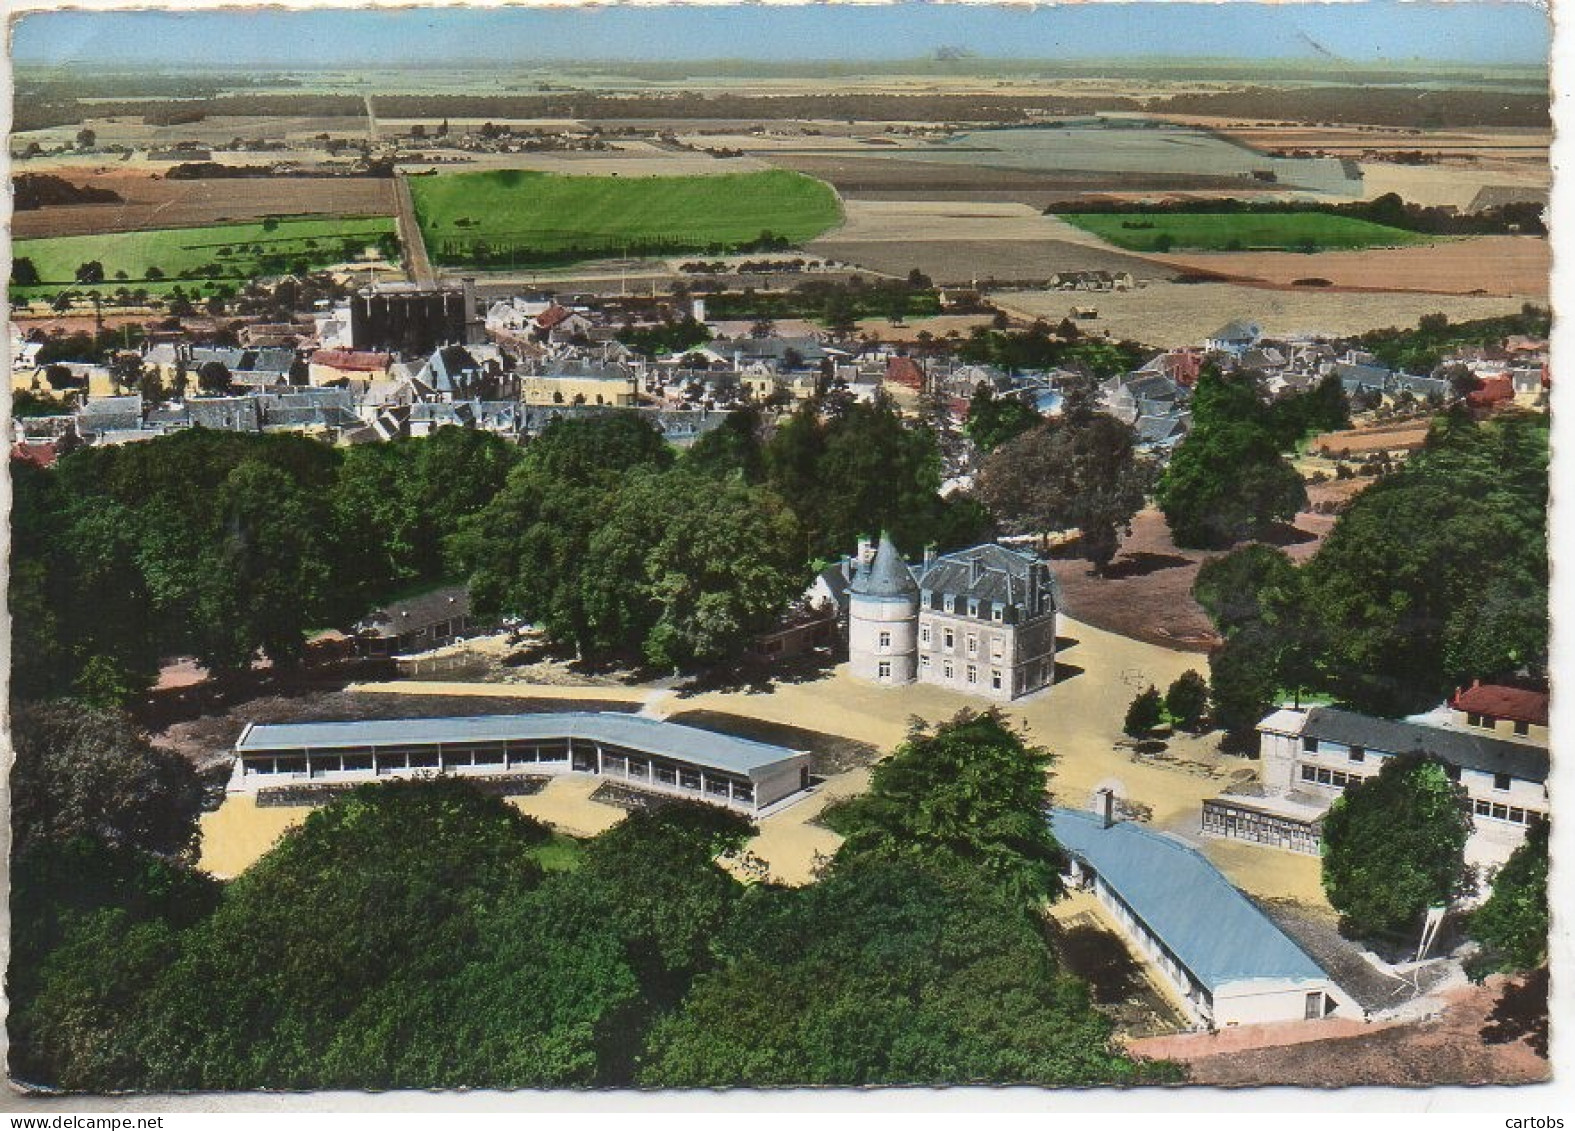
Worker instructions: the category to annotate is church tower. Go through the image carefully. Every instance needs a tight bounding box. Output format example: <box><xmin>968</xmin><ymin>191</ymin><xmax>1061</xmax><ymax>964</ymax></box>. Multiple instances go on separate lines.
<box><xmin>847</xmin><ymin>533</ymin><xmax>919</xmax><ymax>686</ymax></box>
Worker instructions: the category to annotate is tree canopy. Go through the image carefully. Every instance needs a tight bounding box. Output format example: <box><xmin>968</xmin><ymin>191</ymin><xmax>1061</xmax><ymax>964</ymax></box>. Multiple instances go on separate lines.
<box><xmin>1466</xmin><ymin>819</ymin><xmax>1549</xmax><ymax>982</ymax></box>
<box><xmin>1321</xmin><ymin>754</ymin><xmax>1472</xmax><ymax>940</ymax></box>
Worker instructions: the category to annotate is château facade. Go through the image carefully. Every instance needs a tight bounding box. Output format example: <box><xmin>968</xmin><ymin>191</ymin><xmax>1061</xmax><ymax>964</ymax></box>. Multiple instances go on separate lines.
<box><xmin>845</xmin><ymin>535</ymin><xmax>1059</xmax><ymax>702</ymax></box>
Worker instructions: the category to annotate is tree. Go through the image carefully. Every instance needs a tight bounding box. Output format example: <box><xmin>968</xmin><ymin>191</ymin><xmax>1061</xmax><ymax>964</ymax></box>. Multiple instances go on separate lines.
<box><xmin>977</xmin><ymin>415</ymin><xmax>1150</xmax><ymax>572</ymax></box>
<box><xmin>1157</xmin><ymin>420</ymin><xmax>1307</xmax><ymax>548</ymax></box>
<box><xmin>109</xmin><ymin>353</ymin><xmax>144</xmax><ymax>394</ymax></box>
<box><xmin>964</xmin><ymin>383</ymin><xmax>1041</xmax><ymax>453</ymax></box>
<box><xmin>1123</xmin><ymin>686</ymin><xmax>1164</xmax><ymax>738</ymax></box>
<box><xmin>1465</xmin><ymin>820</ymin><xmax>1548</xmax><ymax>981</ymax></box>
<box><xmin>1321</xmin><ymin>754</ymin><xmax>1472</xmax><ymax>940</ymax></box>
<box><xmin>640</xmin><ymin>859</ymin><xmax>1171</xmax><ymax>1088</ymax></box>
<box><xmin>74</xmin><ymin>260</ymin><xmax>105</xmax><ymax>284</ymax></box>
<box><xmin>1165</xmin><ymin>671</ymin><xmax>1209</xmax><ymax>732</ymax></box>
<box><xmin>145</xmin><ymin>266</ymin><xmax>165</xmax><ymax>281</ymax></box>
<box><xmin>826</xmin><ymin>709</ymin><xmax>1062</xmax><ymax>905</ymax></box>
<box><xmin>13</xmin><ymin>256</ymin><xmax>40</xmax><ymax>285</ymax></box>
<box><xmin>196</xmin><ymin>360</ymin><xmax>232</xmax><ymax>393</ymax></box>
<box><xmin>685</xmin><ymin>406</ymin><xmax>765</xmax><ymax>484</ymax></box>
<box><xmin>75</xmin><ymin>127</ymin><xmax>96</xmax><ymax>148</ymax></box>
<box><xmin>9</xmin><ymin>702</ymin><xmax>206</xmax><ymax>861</ymax></box>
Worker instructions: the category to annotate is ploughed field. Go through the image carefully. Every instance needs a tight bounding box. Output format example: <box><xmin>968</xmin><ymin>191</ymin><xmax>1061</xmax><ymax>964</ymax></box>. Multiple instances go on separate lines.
<box><xmin>1055</xmin><ymin>211</ymin><xmax>1428</xmax><ymax>253</ymax></box>
<box><xmin>11</xmin><ymin>214</ymin><xmax>396</xmax><ymax>299</ymax></box>
<box><xmin>409</xmin><ymin>167</ymin><xmax>842</xmax><ymax>268</ymax></box>
<box><xmin>12</xmin><ymin>170</ymin><xmax>398</xmax><ymax>239</ymax></box>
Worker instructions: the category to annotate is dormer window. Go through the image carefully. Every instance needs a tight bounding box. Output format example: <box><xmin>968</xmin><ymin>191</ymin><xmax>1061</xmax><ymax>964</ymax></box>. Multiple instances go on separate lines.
<box><xmin>991</xmin><ymin>604</ymin><xmax>1004</xmax><ymax>623</ymax></box>
<box><xmin>967</xmin><ymin>598</ymin><xmax>980</xmax><ymax>617</ymax></box>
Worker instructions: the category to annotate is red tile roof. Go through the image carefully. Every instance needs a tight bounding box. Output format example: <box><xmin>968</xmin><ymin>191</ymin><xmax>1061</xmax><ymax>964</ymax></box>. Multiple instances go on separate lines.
<box><xmin>1466</xmin><ymin>374</ymin><xmax>1514</xmax><ymax>408</ymax></box>
<box><xmin>536</xmin><ymin>304</ymin><xmax>575</xmax><ymax>330</ymax></box>
<box><xmin>1451</xmin><ymin>683</ymin><xmax>1548</xmax><ymax>727</ymax></box>
<box><xmin>11</xmin><ymin>441</ymin><xmax>60</xmax><ymax>469</ymax></box>
<box><xmin>885</xmin><ymin>356</ymin><xmax>924</xmax><ymax>389</ymax></box>
<box><xmin>311</xmin><ymin>349</ymin><xmax>391</xmax><ymax>373</ymax></box>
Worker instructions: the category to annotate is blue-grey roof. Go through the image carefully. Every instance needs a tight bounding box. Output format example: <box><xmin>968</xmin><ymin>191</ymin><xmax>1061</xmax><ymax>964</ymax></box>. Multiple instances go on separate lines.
<box><xmin>236</xmin><ymin>712</ymin><xmax>805</xmax><ymax>777</ymax></box>
<box><xmin>851</xmin><ymin>534</ymin><xmax>919</xmax><ymax>602</ymax></box>
<box><xmin>1049</xmin><ymin>808</ymin><xmax>1328</xmax><ymax>992</ymax></box>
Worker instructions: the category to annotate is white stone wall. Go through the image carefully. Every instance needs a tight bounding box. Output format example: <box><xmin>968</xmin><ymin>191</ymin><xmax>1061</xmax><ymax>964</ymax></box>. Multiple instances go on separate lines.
<box><xmin>848</xmin><ymin>596</ymin><xmax>918</xmax><ymax>685</ymax></box>
<box><xmin>915</xmin><ymin>610</ymin><xmax>1056</xmax><ymax>701</ymax></box>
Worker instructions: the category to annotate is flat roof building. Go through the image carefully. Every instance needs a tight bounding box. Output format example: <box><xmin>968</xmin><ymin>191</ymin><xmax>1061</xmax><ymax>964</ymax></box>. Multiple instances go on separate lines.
<box><xmin>230</xmin><ymin>712</ymin><xmax>811</xmax><ymax>815</ymax></box>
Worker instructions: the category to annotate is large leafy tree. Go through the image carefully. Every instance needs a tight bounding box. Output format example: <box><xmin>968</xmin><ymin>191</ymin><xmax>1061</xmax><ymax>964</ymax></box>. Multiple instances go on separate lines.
<box><xmin>10</xmin><ymin>702</ymin><xmax>206</xmax><ymax>861</ymax></box>
<box><xmin>125</xmin><ymin>779</ymin><xmax>564</xmax><ymax>1091</ymax></box>
<box><xmin>964</xmin><ymin>383</ymin><xmax>1041</xmax><ymax>453</ymax></box>
<box><xmin>1321</xmin><ymin>754</ymin><xmax>1473</xmax><ymax>940</ymax></box>
<box><xmin>826</xmin><ymin>709</ymin><xmax>1062</xmax><ymax>904</ymax></box>
<box><xmin>977</xmin><ymin>414</ymin><xmax>1150</xmax><ymax>571</ymax></box>
<box><xmin>640</xmin><ymin>860</ymin><xmax>1173</xmax><ymax>1087</ymax></box>
<box><xmin>1156</xmin><ymin>367</ymin><xmax>1307</xmax><ymax>549</ymax></box>
<box><xmin>1466</xmin><ymin>820</ymin><xmax>1549</xmax><ymax>981</ymax></box>
<box><xmin>1299</xmin><ymin>412</ymin><xmax>1547</xmax><ymax>714</ymax></box>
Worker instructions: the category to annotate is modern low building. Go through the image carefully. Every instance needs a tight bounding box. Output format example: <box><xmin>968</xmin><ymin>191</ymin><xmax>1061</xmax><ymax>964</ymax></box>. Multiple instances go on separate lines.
<box><xmin>1219</xmin><ymin>704</ymin><xmax>1551</xmax><ymax>870</ymax></box>
<box><xmin>1052</xmin><ymin>803</ymin><xmax>1355</xmax><ymax>1029</ymax></box>
<box><xmin>228</xmin><ymin>712</ymin><xmax>811</xmax><ymax>815</ymax></box>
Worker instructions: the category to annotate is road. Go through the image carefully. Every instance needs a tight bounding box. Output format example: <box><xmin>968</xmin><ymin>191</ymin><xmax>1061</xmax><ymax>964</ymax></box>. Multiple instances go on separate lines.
<box><xmin>392</xmin><ymin>171</ymin><xmax>436</xmax><ymax>288</ymax></box>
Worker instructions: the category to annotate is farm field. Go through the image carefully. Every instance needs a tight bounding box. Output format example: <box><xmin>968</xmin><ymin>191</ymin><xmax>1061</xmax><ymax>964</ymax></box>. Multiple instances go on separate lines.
<box><xmin>994</xmin><ymin>280</ymin><xmax>1528</xmax><ymax>348</ymax></box>
<box><xmin>1056</xmin><ymin>211</ymin><xmax>1428</xmax><ymax>252</ymax></box>
<box><xmin>1154</xmin><ymin>235</ymin><xmax>1549</xmax><ymax>298</ymax></box>
<box><xmin>13</xmin><ymin>169</ymin><xmax>398</xmax><ymax>238</ymax></box>
<box><xmin>811</xmin><ymin>236</ymin><xmax>1169</xmax><ymax>286</ymax></box>
<box><xmin>12</xmin><ymin>214</ymin><xmax>396</xmax><ymax>298</ymax></box>
<box><xmin>888</xmin><ymin>123</ymin><xmax>1362</xmax><ymax>193</ymax></box>
<box><xmin>410</xmin><ymin>167</ymin><xmax>841</xmax><ymax>267</ymax></box>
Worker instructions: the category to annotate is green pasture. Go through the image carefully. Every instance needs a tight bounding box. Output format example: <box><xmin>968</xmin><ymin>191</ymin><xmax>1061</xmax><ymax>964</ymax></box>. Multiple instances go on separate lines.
<box><xmin>410</xmin><ymin>168</ymin><xmax>842</xmax><ymax>267</ymax></box>
<box><xmin>1056</xmin><ymin>211</ymin><xmax>1429</xmax><ymax>253</ymax></box>
<box><xmin>11</xmin><ymin>214</ymin><xmax>397</xmax><ymax>299</ymax></box>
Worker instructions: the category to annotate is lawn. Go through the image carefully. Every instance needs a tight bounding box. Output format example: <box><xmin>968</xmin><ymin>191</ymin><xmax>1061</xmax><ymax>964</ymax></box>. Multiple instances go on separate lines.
<box><xmin>11</xmin><ymin>214</ymin><xmax>397</xmax><ymax>299</ymax></box>
<box><xmin>528</xmin><ymin>831</ymin><xmax>586</xmax><ymax>873</ymax></box>
<box><xmin>1056</xmin><ymin>211</ymin><xmax>1429</xmax><ymax>253</ymax></box>
<box><xmin>410</xmin><ymin>168</ymin><xmax>842</xmax><ymax>268</ymax></box>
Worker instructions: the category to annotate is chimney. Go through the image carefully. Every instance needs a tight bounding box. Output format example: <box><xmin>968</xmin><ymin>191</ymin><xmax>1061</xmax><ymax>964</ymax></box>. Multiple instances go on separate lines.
<box><xmin>968</xmin><ymin>554</ymin><xmax>981</xmax><ymax>587</ymax></box>
<box><xmin>857</xmin><ymin>536</ymin><xmax>875</xmax><ymax>566</ymax></box>
<box><xmin>923</xmin><ymin>546</ymin><xmax>936</xmax><ymax>572</ymax></box>
<box><xmin>1096</xmin><ymin>788</ymin><xmax>1116</xmax><ymax>829</ymax></box>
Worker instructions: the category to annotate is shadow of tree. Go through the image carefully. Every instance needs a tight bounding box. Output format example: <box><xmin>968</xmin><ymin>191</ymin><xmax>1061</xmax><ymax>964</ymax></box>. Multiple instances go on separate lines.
<box><xmin>1099</xmin><ymin>551</ymin><xmax>1195</xmax><ymax>580</ymax></box>
<box><xmin>1480</xmin><ymin>967</ymin><xmax>1549</xmax><ymax>1058</ymax></box>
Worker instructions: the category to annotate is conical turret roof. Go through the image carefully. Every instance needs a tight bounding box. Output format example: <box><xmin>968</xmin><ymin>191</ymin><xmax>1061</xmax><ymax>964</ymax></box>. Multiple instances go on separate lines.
<box><xmin>851</xmin><ymin>533</ymin><xmax>918</xmax><ymax>600</ymax></box>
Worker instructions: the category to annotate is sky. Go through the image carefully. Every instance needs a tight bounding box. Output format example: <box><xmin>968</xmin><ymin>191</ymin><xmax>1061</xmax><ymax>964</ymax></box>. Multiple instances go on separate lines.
<box><xmin>12</xmin><ymin>2</ymin><xmax>1551</xmax><ymax>68</ymax></box>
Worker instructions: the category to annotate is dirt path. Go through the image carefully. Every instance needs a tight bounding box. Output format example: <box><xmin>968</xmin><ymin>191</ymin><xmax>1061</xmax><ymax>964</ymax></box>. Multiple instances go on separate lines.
<box><xmin>393</xmin><ymin>171</ymin><xmax>435</xmax><ymax>287</ymax></box>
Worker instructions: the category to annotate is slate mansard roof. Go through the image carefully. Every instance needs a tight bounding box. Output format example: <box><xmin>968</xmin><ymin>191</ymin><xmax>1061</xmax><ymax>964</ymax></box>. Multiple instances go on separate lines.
<box><xmin>1050</xmin><ymin>808</ymin><xmax>1329</xmax><ymax>993</ymax></box>
<box><xmin>1296</xmin><ymin>707</ymin><xmax>1548</xmax><ymax>784</ymax></box>
<box><xmin>920</xmin><ymin>543</ymin><xmax>1058</xmax><ymax>610</ymax></box>
<box><xmin>236</xmin><ymin>712</ymin><xmax>806</xmax><ymax>777</ymax></box>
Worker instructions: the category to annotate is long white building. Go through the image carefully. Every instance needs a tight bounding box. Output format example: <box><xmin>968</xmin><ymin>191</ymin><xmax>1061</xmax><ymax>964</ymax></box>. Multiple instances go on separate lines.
<box><xmin>230</xmin><ymin>712</ymin><xmax>812</xmax><ymax>815</ymax></box>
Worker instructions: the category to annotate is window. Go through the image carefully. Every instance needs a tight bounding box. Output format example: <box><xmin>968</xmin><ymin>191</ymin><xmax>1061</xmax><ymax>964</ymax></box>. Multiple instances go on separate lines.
<box><xmin>967</xmin><ymin>634</ymin><xmax>978</xmax><ymax>657</ymax></box>
<box><xmin>992</xmin><ymin>670</ymin><xmax>1003</xmax><ymax>690</ymax></box>
<box><xmin>1514</xmin><ymin>720</ymin><xmax>1531</xmax><ymax>736</ymax></box>
<box><xmin>920</xmin><ymin>625</ymin><xmax>931</xmax><ymax>645</ymax></box>
<box><xmin>943</xmin><ymin>662</ymin><xmax>954</xmax><ymax>679</ymax></box>
<box><xmin>1494</xmin><ymin>772</ymin><xmax>1512</xmax><ymax>792</ymax></box>
<box><xmin>966</xmin><ymin>665</ymin><xmax>977</xmax><ymax>684</ymax></box>
<box><xmin>1301</xmin><ymin>765</ymin><xmax>1318</xmax><ymax>783</ymax></box>
<box><xmin>1302</xmin><ymin>736</ymin><xmax>1318</xmax><ymax>753</ymax></box>
<box><xmin>1467</xmin><ymin>712</ymin><xmax>1483</xmax><ymax>727</ymax></box>
<box><xmin>967</xmin><ymin>598</ymin><xmax>980</xmax><ymax>617</ymax></box>
<box><xmin>878</xmin><ymin>630</ymin><xmax>891</xmax><ymax>649</ymax></box>
<box><xmin>943</xmin><ymin>628</ymin><xmax>955</xmax><ymax>650</ymax></box>
<box><xmin>1348</xmin><ymin>746</ymin><xmax>1365</xmax><ymax>763</ymax></box>
<box><xmin>991</xmin><ymin>637</ymin><xmax>1004</xmax><ymax>660</ymax></box>
<box><xmin>920</xmin><ymin>654</ymin><xmax>931</xmax><ymax>668</ymax></box>
<box><xmin>944</xmin><ymin>596</ymin><xmax>955</xmax><ymax>613</ymax></box>
<box><xmin>878</xmin><ymin>660</ymin><xmax>892</xmax><ymax>680</ymax></box>
<box><xmin>991</xmin><ymin>605</ymin><xmax>1004</xmax><ymax>622</ymax></box>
